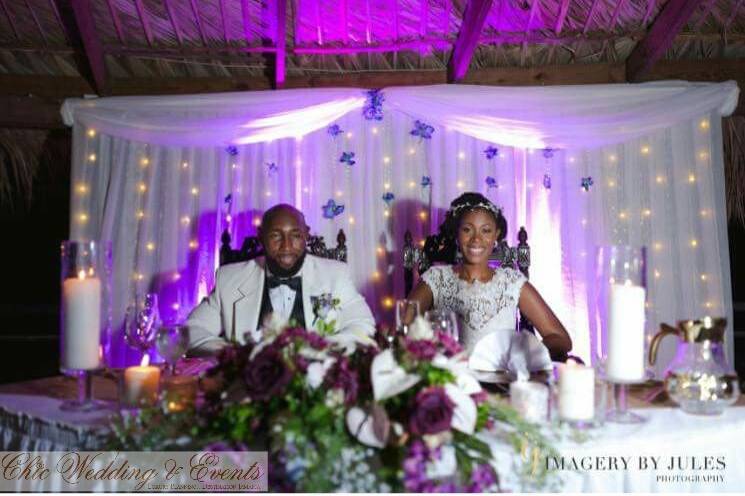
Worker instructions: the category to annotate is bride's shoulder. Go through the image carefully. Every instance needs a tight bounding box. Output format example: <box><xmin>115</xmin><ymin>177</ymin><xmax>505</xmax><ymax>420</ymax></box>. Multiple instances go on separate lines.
<box><xmin>421</xmin><ymin>264</ymin><xmax>455</xmax><ymax>284</ymax></box>
<box><xmin>494</xmin><ymin>266</ymin><xmax>527</xmax><ymax>285</ymax></box>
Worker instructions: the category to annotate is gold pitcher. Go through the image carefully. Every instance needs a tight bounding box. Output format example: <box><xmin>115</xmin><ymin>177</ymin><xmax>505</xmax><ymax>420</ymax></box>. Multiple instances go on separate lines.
<box><xmin>649</xmin><ymin>317</ymin><xmax>739</xmax><ymax>415</ymax></box>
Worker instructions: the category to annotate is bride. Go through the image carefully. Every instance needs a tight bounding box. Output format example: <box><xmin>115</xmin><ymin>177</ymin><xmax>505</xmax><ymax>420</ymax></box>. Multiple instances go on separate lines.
<box><xmin>408</xmin><ymin>192</ymin><xmax>573</xmax><ymax>379</ymax></box>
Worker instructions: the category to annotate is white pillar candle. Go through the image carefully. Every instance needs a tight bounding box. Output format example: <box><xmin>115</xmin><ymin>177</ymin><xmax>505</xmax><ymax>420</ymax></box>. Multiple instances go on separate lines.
<box><xmin>606</xmin><ymin>283</ymin><xmax>646</xmax><ymax>382</ymax></box>
<box><xmin>61</xmin><ymin>270</ymin><xmax>102</xmax><ymax>370</ymax></box>
<box><xmin>123</xmin><ymin>356</ymin><xmax>161</xmax><ymax>407</ymax></box>
<box><xmin>510</xmin><ymin>381</ymin><xmax>549</xmax><ymax>422</ymax></box>
<box><xmin>558</xmin><ymin>362</ymin><xmax>595</xmax><ymax>421</ymax></box>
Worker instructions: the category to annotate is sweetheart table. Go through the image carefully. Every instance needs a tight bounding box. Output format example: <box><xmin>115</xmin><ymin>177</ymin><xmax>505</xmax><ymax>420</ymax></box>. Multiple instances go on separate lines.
<box><xmin>1</xmin><ymin>369</ymin><xmax>743</xmax><ymax>493</ymax></box>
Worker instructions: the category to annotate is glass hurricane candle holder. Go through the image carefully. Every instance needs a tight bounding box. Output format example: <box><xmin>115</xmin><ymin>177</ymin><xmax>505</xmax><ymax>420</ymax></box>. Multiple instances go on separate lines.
<box><xmin>161</xmin><ymin>375</ymin><xmax>198</xmax><ymax>413</ymax></box>
<box><xmin>60</xmin><ymin>240</ymin><xmax>111</xmax><ymax>411</ymax></box>
<box><xmin>595</xmin><ymin>245</ymin><xmax>647</xmax><ymax>424</ymax></box>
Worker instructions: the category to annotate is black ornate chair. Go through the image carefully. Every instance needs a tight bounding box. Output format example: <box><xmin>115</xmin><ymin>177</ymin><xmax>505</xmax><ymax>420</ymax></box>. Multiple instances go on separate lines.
<box><xmin>403</xmin><ymin>225</ymin><xmax>534</xmax><ymax>333</ymax></box>
<box><xmin>220</xmin><ymin>228</ymin><xmax>348</xmax><ymax>266</ymax></box>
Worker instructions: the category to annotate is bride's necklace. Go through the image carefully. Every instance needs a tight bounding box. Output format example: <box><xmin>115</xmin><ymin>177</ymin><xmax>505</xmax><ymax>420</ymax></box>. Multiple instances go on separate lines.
<box><xmin>458</xmin><ymin>265</ymin><xmax>493</xmax><ymax>284</ymax></box>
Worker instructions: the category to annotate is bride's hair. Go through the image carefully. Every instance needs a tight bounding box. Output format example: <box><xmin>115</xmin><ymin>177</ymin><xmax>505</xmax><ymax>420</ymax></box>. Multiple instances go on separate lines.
<box><xmin>440</xmin><ymin>192</ymin><xmax>507</xmax><ymax>241</ymax></box>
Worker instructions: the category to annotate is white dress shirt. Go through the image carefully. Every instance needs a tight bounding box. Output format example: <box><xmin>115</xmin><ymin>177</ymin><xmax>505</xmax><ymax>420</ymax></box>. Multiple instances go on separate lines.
<box><xmin>268</xmin><ymin>283</ymin><xmax>298</xmax><ymax>322</ymax></box>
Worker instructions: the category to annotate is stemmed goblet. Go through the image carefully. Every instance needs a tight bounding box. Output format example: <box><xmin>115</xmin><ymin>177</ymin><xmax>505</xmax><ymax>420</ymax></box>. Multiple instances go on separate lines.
<box><xmin>124</xmin><ymin>293</ymin><xmax>160</xmax><ymax>356</ymax></box>
<box><xmin>155</xmin><ymin>324</ymin><xmax>190</xmax><ymax>375</ymax></box>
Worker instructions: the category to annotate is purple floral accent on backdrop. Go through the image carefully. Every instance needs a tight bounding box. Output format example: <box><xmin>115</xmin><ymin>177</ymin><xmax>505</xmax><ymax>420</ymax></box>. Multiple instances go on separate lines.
<box><xmin>363</xmin><ymin>89</ymin><xmax>384</xmax><ymax>121</ymax></box>
<box><xmin>410</xmin><ymin>120</ymin><xmax>434</xmax><ymax>140</ymax></box>
<box><xmin>484</xmin><ymin>146</ymin><xmax>499</xmax><ymax>160</ymax></box>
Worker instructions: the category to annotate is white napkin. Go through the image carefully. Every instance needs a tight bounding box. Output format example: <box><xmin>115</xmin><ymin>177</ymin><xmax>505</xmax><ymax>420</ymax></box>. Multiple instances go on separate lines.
<box><xmin>468</xmin><ymin>330</ymin><xmax>552</xmax><ymax>380</ymax></box>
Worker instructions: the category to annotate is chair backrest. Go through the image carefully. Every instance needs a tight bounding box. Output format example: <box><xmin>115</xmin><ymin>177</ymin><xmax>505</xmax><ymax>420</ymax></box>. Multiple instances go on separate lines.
<box><xmin>219</xmin><ymin>228</ymin><xmax>348</xmax><ymax>266</ymax></box>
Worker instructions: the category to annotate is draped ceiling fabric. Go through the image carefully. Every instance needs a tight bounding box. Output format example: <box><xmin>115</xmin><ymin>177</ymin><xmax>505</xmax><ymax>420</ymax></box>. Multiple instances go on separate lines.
<box><xmin>63</xmin><ymin>81</ymin><xmax>739</xmax><ymax>373</ymax></box>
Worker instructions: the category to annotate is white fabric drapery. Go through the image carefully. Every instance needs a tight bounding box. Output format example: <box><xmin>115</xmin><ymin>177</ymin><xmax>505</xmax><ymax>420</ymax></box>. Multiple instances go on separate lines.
<box><xmin>64</xmin><ymin>81</ymin><xmax>739</xmax><ymax>372</ymax></box>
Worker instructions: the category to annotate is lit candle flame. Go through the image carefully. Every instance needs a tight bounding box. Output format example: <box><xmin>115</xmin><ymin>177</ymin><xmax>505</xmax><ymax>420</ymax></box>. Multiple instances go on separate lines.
<box><xmin>140</xmin><ymin>354</ymin><xmax>150</xmax><ymax>367</ymax></box>
<box><xmin>77</xmin><ymin>270</ymin><xmax>86</xmax><ymax>280</ymax></box>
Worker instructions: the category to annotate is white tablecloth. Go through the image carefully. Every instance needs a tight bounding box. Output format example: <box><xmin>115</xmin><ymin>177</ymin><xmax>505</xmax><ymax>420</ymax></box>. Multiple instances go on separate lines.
<box><xmin>0</xmin><ymin>393</ymin><xmax>111</xmax><ymax>451</ymax></box>
<box><xmin>484</xmin><ymin>407</ymin><xmax>745</xmax><ymax>492</ymax></box>
<box><xmin>2</xmin><ymin>389</ymin><xmax>744</xmax><ymax>492</ymax></box>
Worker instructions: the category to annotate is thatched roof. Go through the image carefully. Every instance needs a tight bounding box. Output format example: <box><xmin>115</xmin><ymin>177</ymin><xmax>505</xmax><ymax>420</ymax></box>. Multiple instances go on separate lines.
<box><xmin>0</xmin><ymin>0</ymin><xmax>743</xmax><ymax>83</ymax></box>
<box><xmin>0</xmin><ymin>1</ymin><xmax>744</xmax><ymax>218</ymax></box>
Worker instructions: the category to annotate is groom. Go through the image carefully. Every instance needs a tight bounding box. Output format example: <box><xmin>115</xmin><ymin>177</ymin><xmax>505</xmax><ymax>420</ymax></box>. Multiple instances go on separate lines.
<box><xmin>186</xmin><ymin>204</ymin><xmax>375</xmax><ymax>355</ymax></box>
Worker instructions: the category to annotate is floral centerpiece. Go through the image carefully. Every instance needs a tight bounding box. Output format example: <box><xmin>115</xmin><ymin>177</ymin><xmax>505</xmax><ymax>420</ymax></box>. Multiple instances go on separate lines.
<box><xmin>110</xmin><ymin>317</ymin><xmax>559</xmax><ymax>492</ymax></box>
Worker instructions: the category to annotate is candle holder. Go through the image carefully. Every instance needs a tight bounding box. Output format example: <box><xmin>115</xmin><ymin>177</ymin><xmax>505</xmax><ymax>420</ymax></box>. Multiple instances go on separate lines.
<box><xmin>554</xmin><ymin>361</ymin><xmax>608</xmax><ymax>429</ymax></box>
<box><xmin>161</xmin><ymin>375</ymin><xmax>198</xmax><ymax>413</ymax></box>
<box><xmin>595</xmin><ymin>245</ymin><xmax>648</xmax><ymax>424</ymax></box>
<box><xmin>60</xmin><ymin>240</ymin><xmax>112</xmax><ymax>411</ymax></box>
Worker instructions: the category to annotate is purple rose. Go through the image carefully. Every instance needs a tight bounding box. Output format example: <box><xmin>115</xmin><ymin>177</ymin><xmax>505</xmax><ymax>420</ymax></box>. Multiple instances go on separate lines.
<box><xmin>405</xmin><ymin>338</ymin><xmax>438</xmax><ymax>360</ymax></box>
<box><xmin>243</xmin><ymin>347</ymin><xmax>292</xmax><ymax>401</ymax></box>
<box><xmin>437</xmin><ymin>332</ymin><xmax>463</xmax><ymax>357</ymax></box>
<box><xmin>326</xmin><ymin>357</ymin><xmax>358</xmax><ymax>405</ymax></box>
<box><xmin>409</xmin><ymin>387</ymin><xmax>455</xmax><ymax>436</ymax></box>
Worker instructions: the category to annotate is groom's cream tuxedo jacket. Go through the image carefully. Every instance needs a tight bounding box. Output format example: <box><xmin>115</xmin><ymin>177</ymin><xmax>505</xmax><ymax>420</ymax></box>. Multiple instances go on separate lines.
<box><xmin>186</xmin><ymin>254</ymin><xmax>375</xmax><ymax>354</ymax></box>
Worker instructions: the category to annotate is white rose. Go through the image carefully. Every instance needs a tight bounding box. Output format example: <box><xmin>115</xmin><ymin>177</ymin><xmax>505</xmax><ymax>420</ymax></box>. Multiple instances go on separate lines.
<box><xmin>408</xmin><ymin>316</ymin><xmax>434</xmax><ymax>341</ymax></box>
<box><xmin>306</xmin><ymin>357</ymin><xmax>334</xmax><ymax>389</ymax></box>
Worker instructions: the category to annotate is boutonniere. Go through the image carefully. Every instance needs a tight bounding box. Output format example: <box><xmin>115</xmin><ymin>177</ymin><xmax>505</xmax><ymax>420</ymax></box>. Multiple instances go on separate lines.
<box><xmin>311</xmin><ymin>293</ymin><xmax>341</xmax><ymax>335</ymax></box>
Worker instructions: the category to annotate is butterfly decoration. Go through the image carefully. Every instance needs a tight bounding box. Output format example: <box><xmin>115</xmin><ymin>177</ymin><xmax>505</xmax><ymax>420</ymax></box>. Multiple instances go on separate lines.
<box><xmin>327</xmin><ymin>124</ymin><xmax>343</xmax><ymax>137</ymax></box>
<box><xmin>265</xmin><ymin>162</ymin><xmax>278</xmax><ymax>175</ymax></box>
<box><xmin>226</xmin><ymin>145</ymin><xmax>239</xmax><ymax>156</ymax></box>
<box><xmin>410</xmin><ymin>120</ymin><xmax>434</xmax><ymax>140</ymax></box>
<box><xmin>421</xmin><ymin>176</ymin><xmax>431</xmax><ymax>188</ymax></box>
<box><xmin>484</xmin><ymin>146</ymin><xmax>499</xmax><ymax>160</ymax></box>
<box><xmin>543</xmin><ymin>174</ymin><xmax>552</xmax><ymax>190</ymax></box>
<box><xmin>581</xmin><ymin>176</ymin><xmax>594</xmax><ymax>191</ymax></box>
<box><xmin>542</xmin><ymin>148</ymin><xmax>555</xmax><ymax>159</ymax></box>
<box><xmin>322</xmin><ymin>199</ymin><xmax>345</xmax><ymax>219</ymax></box>
<box><xmin>339</xmin><ymin>151</ymin><xmax>356</xmax><ymax>167</ymax></box>
<box><xmin>485</xmin><ymin>176</ymin><xmax>498</xmax><ymax>189</ymax></box>
<box><xmin>381</xmin><ymin>192</ymin><xmax>395</xmax><ymax>206</ymax></box>
<box><xmin>363</xmin><ymin>89</ymin><xmax>385</xmax><ymax>121</ymax></box>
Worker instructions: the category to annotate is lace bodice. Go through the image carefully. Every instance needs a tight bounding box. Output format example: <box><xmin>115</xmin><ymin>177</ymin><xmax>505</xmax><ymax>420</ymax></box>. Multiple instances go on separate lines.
<box><xmin>421</xmin><ymin>265</ymin><xmax>527</xmax><ymax>354</ymax></box>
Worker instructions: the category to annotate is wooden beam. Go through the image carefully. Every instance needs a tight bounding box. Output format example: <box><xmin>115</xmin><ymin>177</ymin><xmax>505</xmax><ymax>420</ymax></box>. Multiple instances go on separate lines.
<box><xmin>163</xmin><ymin>0</ymin><xmax>184</xmax><ymax>45</ymax></box>
<box><xmin>219</xmin><ymin>0</ymin><xmax>229</xmax><ymax>43</ymax></box>
<box><xmin>693</xmin><ymin>0</ymin><xmax>718</xmax><ymax>30</ymax></box>
<box><xmin>133</xmin><ymin>0</ymin><xmax>154</xmax><ymax>46</ymax></box>
<box><xmin>54</xmin><ymin>0</ymin><xmax>108</xmax><ymax>95</ymax></box>
<box><xmin>189</xmin><ymin>0</ymin><xmax>208</xmax><ymax>45</ymax></box>
<box><xmin>275</xmin><ymin>0</ymin><xmax>287</xmax><ymax>88</ymax></box>
<box><xmin>240</xmin><ymin>0</ymin><xmax>252</xmax><ymax>44</ymax></box>
<box><xmin>1</xmin><ymin>58</ymin><xmax>741</xmax><ymax>113</ymax></box>
<box><xmin>103</xmin><ymin>0</ymin><xmax>126</xmax><ymax>45</ymax></box>
<box><xmin>626</xmin><ymin>0</ymin><xmax>704</xmax><ymax>82</ymax></box>
<box><xmin>554</xmin><ymin>0</ymin><xmax>571</xmax><ymax>35</ymax></box>
<box><xmin>726</xmin><ymin>0</ymin><xmax>744</xmax><ymax>29</ymax></box>
<box><xmin>25</xmin><ymin>0</ymin><xmax>48</xmax><ymax>44</ymax></box>
<box><xmin>0</xmin><ymin>0</ymin><xmax>21</xmax><ymax>40</ymax></box>
<box><xmin>608</xmin><ymin>0</ymin><xmax>627</xmax><ymax>32</ymax></box>
<box><xmin>448</xmin><ymin>0</ymin><xmax>494</xmax><ymax>82</ymax></box>
<box><xmin>642</xmin><ymin>0</ymin><xmax>656</xmax><ymax>26</ymax></box>
<box><xmin>583</xmin><ymin>0</ymin><xmax>601</xmax><ymax>34</ymax></box>
<box><xmin>0</xmin><ymin>95</ymin><xmax>65</xmax><ymax>129</ymax></box>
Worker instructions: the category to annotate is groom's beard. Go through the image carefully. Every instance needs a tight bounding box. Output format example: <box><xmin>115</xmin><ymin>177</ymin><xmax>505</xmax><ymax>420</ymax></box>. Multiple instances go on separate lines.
<box><xmin>265</xmin><ymin>251</ymin><xmax>307</xmax><ymax>278</ymax></box>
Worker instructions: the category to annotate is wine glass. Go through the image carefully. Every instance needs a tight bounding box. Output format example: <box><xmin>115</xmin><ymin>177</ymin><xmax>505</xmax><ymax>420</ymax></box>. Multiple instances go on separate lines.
<box><xmin>394</xmin><ymin>299</ymin><xmax>420</xmax><ymax>340</ymax></box>
<box><xmin>124</xmin><ymin>293</ymin><xmax>160</xmax><ymax>355</ymax></box>
<box><xmin>155</xmin><ymin>324</ymin><xmax>190</xmax><ymax>375</ymax></box>
<box><xmin>425</xmin><ymin>309</ymin><xmax>459</xmax><ymax>340</ymax></box>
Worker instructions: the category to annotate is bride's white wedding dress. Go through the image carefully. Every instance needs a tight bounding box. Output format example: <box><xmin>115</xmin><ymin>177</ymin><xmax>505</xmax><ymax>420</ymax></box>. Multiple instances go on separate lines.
<box><xmin>421</xmin><ymin>265</ymin><xmax>552</xmax><ymax>380</ymax></box>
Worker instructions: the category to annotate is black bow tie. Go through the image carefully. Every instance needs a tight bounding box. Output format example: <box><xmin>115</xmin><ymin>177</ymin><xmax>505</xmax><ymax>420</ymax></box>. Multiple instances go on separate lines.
<box><xmin>266</xmin><ymin>275</ymin><xmax>301</xmax><ymax>291</ymax></box>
